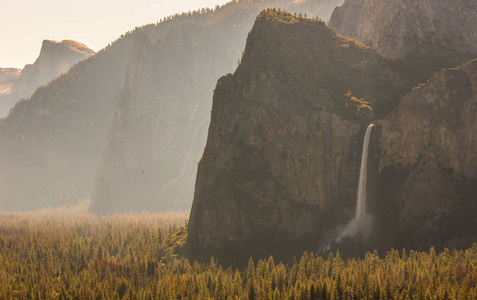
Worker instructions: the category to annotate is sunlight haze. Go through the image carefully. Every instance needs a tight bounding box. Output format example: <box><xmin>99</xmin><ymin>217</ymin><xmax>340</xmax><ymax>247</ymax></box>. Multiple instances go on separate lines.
<box><xmin>1</xmin><ymin>0</ymin><xmax>230</xmax><ymax>68</ymax></box>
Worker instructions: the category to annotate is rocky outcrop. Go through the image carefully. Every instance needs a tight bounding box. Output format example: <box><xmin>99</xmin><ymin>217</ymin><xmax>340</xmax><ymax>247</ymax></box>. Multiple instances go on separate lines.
<box><xmin>187</xmin><ymin>10</ymin><xmax>411</xmax><ymax>264</ymax></box>
<box><xmin>0</xmin><ymin>40</ymin><xmax>95</xmax><ymax>118</ymax></box>
<box><xmin>368</xmin><ymin>60</ymin><xmax>477</xmax><ymax>252</ymax></box>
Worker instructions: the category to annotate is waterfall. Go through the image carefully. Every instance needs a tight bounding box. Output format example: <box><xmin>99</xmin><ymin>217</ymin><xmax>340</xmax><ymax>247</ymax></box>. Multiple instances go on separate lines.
<box><xmin>355</xmin><ymin>123</ymin><xmax>374</xmax><ymax>220</ymax></box>
<box><xmin>335</xmin><ymin>123</ymin><xmax>374</xmax><ymax>242</ymax></box>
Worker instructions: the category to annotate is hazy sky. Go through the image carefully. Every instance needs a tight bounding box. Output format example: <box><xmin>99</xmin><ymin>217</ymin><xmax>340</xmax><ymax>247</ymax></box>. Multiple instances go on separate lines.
<box><xmin>1</xmin><ymin>0</ymin><xmax>230</xmax><ymax>68</ymax></box>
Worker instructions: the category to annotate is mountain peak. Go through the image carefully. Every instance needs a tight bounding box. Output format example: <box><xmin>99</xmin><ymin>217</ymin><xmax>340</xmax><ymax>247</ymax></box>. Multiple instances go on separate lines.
<box><xmin>41</xmin><ymin>39</ymin><xmax>95</xmax><ymax>57</ymax></box>
<box><xmin>0</xmin><ymin>39</ymin><xmax>95</xmax><ymax>118</ymax></box>
<box><xmin>27</xmin><ymin>38</ymin><xmax>95</xmax><ymax>80</ymax></box>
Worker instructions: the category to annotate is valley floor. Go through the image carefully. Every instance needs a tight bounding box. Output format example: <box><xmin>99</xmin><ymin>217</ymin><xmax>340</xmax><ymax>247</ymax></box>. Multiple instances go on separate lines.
<box><xmin>1</xmin><ymin>206</ymin><xmax>476</xmax><ymax>299</ymax></box>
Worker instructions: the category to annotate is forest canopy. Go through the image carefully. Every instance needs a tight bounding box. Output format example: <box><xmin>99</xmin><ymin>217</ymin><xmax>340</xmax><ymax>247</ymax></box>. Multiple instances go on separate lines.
<box><xmin>1</xmin><ymin>206</ymin><xmax>477</xmax><ymax>299</ymax></box>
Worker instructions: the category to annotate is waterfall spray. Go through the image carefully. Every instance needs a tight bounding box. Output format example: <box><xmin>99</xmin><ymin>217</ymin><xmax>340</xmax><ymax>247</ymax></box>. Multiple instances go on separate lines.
<box><xmin>335</xmin><ymin>123</ymin><xmax>374</xmax><ymax>242</ymax></box>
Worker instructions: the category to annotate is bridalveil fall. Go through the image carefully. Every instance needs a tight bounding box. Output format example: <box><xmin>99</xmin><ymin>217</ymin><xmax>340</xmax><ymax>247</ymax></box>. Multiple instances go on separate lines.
<box><xmin>336</xmin><ymin>123</ymin><xmax>375</xmax><ymax>242</ymax></box>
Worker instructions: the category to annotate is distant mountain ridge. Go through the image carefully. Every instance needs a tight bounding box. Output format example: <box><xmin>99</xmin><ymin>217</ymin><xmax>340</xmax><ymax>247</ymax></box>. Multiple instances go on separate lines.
<box><xmin>0</xmin><ymin>0</ymin><xmax>343</xmax><ymax>212</ymax></box>
<box><xmin>0</xmin><ymin>68</ymin><xmax>21</xmax><ymax>97</ymax></box>
<box><xmin>0</xmin><ymin>40</ymin><xmax>95</xmax><ymax>118</ymax></box>
<box><xmin>0</xmin><ymin>68</ymin><xmax>21</xmax><ymax>86</ymax></box>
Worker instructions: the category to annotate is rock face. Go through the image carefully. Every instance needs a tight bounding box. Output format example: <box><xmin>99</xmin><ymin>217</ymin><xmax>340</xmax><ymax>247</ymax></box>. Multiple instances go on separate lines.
<box><xmin>0</xmin><ymin>0</ymin><xmax>343</xmax><ymax>212</ymax></box>
<box><xmin>90</xmin><ymin>18</ymin><xmax>253</xmax><ymax>213</ymax></box>
<box><xmin>187</xmin><ymin>10</ymin><xmax>411</xmax><ymax>264</ymax></box>
<box><xmin>90</xmin><ymin>0</ymin><xmax>344</xmax><ymax>214</ymax></box>
<box><xmin>329</xmin><ymin>0</ymin><xmax>477</xmax><ymax>90</ymax></box>
<box><xmin>369</xmin><ymin>59</ymin><xmax>477</xmax><ymax>252</ymax></box>
<box><xmin>0</xmin><ymin>40</ymin><xmax>94</xmax><ymax>118</ymax></box>
<box><xmin>379</xmin><ymin>62</ymin><xmax>477</xmax><ymax>178</ymax></box>
<box><xmin>329</xmin><ymin>0</ymin><xmax>477</xmax><ymax>61</ymax></box>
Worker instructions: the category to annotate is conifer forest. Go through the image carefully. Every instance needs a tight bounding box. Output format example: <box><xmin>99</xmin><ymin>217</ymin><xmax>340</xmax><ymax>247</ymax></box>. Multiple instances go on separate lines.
<box><xmin>1</xmin><ymin>206</ymin><xmax>477</xmax><ymax>299</ymax></box>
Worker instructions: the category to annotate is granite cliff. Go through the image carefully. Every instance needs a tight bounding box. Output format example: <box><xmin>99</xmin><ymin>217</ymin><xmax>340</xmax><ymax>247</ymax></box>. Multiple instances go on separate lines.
<box><xmin>0</xmin><ymin>40</ymin><xmax>95</xmax><ymax>118</ymax></box>
<box><xmin>316</xmin><ymin>0</ymin><xmax>477</xmax><ymax>256</ymax></box>
<box><xmin>329</xmin><ymin>0</ymin><xmax>477</xmax><ymax>83</ymax></box>
<box><xmin>329</xmin><ymin>0</ymin><xmax>477</xmax><ymax>60</ymax></box>
<box><xmin>366</xmin><ymin>60</ymin><xmax>477</xmax><ymax>253</ymax></box>
<box><xmin>189</xmin><ymin>0</ymin><xmax>477</xmax><ymax>262</ymax></box>
<box><xmin>187</xmin><ymin>9</ymin><xmax>412</xmax><ymax>263</ymax></box>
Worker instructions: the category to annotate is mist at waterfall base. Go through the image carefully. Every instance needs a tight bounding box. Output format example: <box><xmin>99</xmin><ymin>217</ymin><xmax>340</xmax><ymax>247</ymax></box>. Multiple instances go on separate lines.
<box><xmin>324</xmin><ymin>124</ymin><xmax>375</xmax><ymax>250</ymax></box>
